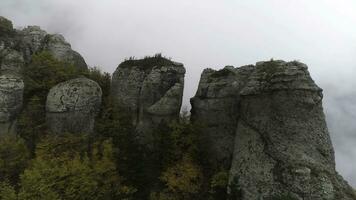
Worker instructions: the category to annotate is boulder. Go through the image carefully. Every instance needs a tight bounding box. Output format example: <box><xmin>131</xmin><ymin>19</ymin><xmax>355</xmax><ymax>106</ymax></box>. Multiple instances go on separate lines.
<box><xmin>227</xmin><ymin>60</ymin><xmax>356</xmax><ymax>200</ymax></box>
<box><xmin>111</xmin><ymin>56</ymin><xmax>185</xmax><ymax>144</ymax></box>
<box><xmin>0</xmin><ymin>73</ymin><xmax>24</xmax><ymax>135</ymax></box>
<box><xmin>46</xmin><ymin>77</ymin><xmax>102</xmax><ymax>134</ymax></box>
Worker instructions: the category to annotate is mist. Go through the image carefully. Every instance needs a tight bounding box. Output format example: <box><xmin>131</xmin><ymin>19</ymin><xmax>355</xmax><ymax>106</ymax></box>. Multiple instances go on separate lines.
<box><xmin>1</xmin><ymin>0</ymin><xmax>356</xmax><ymax>186</ymax></box>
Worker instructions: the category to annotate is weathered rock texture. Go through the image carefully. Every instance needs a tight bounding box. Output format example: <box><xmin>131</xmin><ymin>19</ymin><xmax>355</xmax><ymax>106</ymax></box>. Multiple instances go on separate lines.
<box><xmin>0</xmin><ymin>73</ymin><xmax>24</xmax><ymax>134</ymax></box>
<box><xmin>0</xmin><ymin>16</ymin><xmax>88</xmax><ymax>134</ymax></box>
<box><xmin>206</xmin><ymin>60</ymin><xmax>355</xmax><ymax>200</ymax></box>
<box><xmin>46</xmin><ymin>77</ymin><xmax>102</xmax><ymax>134</ymax></box>
<box><xmin>111</xmin><ymin>56</ymin><xmax>185</xmax><ymax>144</ymax></box>
<box><xmin>190</xmin><ymin>65</ymin><xmax>254</xmax><ymax>170</ymax></box>
<box><xmin>0</xmin><ymin>16</ymin><xmax>87</xmax><ymax>72</ymax></box>
<box><xmin>192</xmin><ymin>60</ymin><xmax>356</xmax><ymax>199</ymax></box>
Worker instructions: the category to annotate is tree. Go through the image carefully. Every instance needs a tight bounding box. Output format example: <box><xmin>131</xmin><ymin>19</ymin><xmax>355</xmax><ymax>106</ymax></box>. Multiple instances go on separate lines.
<box><xmin>0</xmin><ymin>134</ymin><xmax>29</xmax><ymax>185</ymax></box>
<box><xmin>0</xmin><ymin>182</ymin><xmax>17</xmax><ymax>200</ymax></box>
<box><xmin>18</xmin><ymin>134</ymin><xmax>135</xmax><ymax>200</ymax></box>
<box><xmin>153</xmin><ymin>155</ymin><xmax>203</xmax><ymax>200</ymax></box>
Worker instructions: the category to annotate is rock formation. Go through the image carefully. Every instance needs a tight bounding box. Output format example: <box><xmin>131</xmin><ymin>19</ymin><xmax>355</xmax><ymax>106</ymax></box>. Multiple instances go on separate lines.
<box><xmin>0</xmin><ymin>16</ymin><xmax>87</xmax><ymax>71</ymax></box>
<box><xmin>192</xmin><ymin>60</ymin><xmax>356</xmax><ymax>199</ymax></box>
<box><xmin>0</xmin><ymin>16</ymin><xmax>88</xmax><ymax>134</ymax></box>
<box><xmin>190</xmin><ymin>65</ymin><xmax>254</xmax><ymax>170</ymax></box>
<box><xmin>0</xmin><ymin>73</ymin><xmax>24</xmax><ymax>135</ymax></box>
<box><xmin>227</xmin><ymin>60</ymin><xmax>356</xmax><ymax>199</ymax></box>
<box><xmin>46</xmin><ymin>77</ymin><xmax>102</xmax><ymax>134</ymax></box>
<box><xmin>111</xmin><ymin>56</ymin><xmax>185</xmax><ymax>144</ymax></box>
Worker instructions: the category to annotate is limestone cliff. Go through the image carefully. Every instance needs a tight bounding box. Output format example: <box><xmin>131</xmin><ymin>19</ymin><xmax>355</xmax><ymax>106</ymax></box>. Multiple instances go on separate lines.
<box><xmin>227</xmin><ymin>60</ymin><xmax>356</xmax><ymax>199</ymax></box>
<box><xmin>111</xmin><ymin>56</ymin><xmax>185</xmax><ymax>144</ymax></box>
<box><xmin>190</xmin><ymin>65</ymin><xmax>254</xmax><ymax>170</ymax></box>
<box><xmin>0</xmin><ymin>73</ymin><xmax>24</xmax><ymax>135</ymax></box>
<box><xmin>192</xmin><ymin>60</ymin><xmax>356</xmax><ymax>199</ymax></box>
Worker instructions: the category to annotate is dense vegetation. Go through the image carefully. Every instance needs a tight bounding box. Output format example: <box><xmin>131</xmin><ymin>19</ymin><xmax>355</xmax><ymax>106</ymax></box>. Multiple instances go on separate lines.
<box><xmin>0</xmin><ymin>53</ymin><xmax>232</xmax><ymax>200</ymax></box>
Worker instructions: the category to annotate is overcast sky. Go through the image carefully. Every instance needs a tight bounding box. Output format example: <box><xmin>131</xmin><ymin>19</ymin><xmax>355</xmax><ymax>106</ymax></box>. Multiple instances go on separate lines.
<box><xmin>1</xmin><ymin>0</ymin><xmax>356</xmax><ymax>187</ymax></box>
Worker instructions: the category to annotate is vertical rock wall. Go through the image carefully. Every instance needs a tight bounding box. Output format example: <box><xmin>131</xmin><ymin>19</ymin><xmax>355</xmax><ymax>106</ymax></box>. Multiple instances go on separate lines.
<box><xmin>192</xmin><ymin>60</ymin><xmax>356</xmax><ymax>199</ymax></box>
<box><xmin>190</xmin><ymin>65</ymin><xmax>254</xmax><ymax>170</ymax></box>
<box><xmin>111</xmin><ymin>57</ymin><xmax>185</xmax><ymax>144</ymax></box>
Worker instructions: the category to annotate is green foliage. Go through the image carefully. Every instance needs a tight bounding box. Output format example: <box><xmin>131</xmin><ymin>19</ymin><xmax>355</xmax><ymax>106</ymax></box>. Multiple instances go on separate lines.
<box><xmin>0</xmin><ymin>181</ymin><xmax>17</xmax><ymax>200</ymax></box>
<box><xmin>18</xmin><ymin>135</ymin><xmax>134</xmax><ymax>200</ymax></box>
<box><xmin>210</xmin><ymin>170</ymin><xmax>229</xmax><ymax>199</ymax></box>
<box><xmin>119</xmin><ymin>54</ymin><xmax>175</xmax><ymax>71</ymax></box>
<box><xmin>17</xmin><ymin>96</ymin><xmax>46</xmax><ymax>153</ymax></box>
<box><xmin>268</xmin><ymin>194</ymin><xmax>299</xmax><ymax>200</ymax></box>
<box><xmin>258</xmin><ymin>60</ymin><xmax>283</xmax><ymax>79</ymax></box>
<box><xmin>84</xmin><ymin>67</ymin><xmax>111</xmax><ymax>102</ymax></box>
<box><xmin>159</xmin><ymin>155</ymin><xmax>203</xmax><ymax>199</ymax></box>
<box><xmin>0</xmin><ymin>135</ymin><xmax>29</xmax><ymax>185</ymax></box>
<box><xmin>22</xmin><ymin>51</ymin><xmax>81</xmax><ymax>102</ymax></box>
<box><xmin>227</xmin><ymin>176</ymin><xmax>243</xmax><ymax>200</ymax></box>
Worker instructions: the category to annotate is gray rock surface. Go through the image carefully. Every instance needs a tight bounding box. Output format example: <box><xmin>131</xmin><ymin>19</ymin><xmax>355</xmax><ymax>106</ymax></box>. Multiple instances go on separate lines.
<box><xmin>0</xmin><ymin>73</ymin><xmax>24</xmax><ymax>135</ymax></box>
<box><xmin>111</xmin><ymin>56</ymin><xmax>185</xmax><ymax>144</ymax></box>
<box><xmin>19</xmin><ymin>26</ymin><xmax>47</xmax><ymax>63</ymax></box>
<box><xmin>0</xmin><ymin>16</ymin><xmax>89</xmax><ymax>134</ymax></box>
<box><xmin>0</xmin><ymin>16</ymin><xmax>87</xmax><ymax>71</ymax></box>
<box><xmin>190</xmin><ymin>65</ymin><xmax>254</xmax><ymax>170</ymax></box>
<box><xmin>225</xmin><ymin>60</ymin><xmax>356</xmax><ymax>200</ymax></box>
<box><xmin>42</xmin><ymin>34</ymin><xmax>87</xmax><ymax>70</ymax></box>
<box><xmin>46</xmin><ymin>77</ymin><xmax>102</xmax><ymax>134</ymax></box>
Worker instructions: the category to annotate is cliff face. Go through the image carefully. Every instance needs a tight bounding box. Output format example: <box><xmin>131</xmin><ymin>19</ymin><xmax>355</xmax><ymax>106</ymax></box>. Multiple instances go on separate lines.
<box><xmin>0</xmin><ymin>73</ymin><xmax>24</xmax><ymax>134</ymax></box>
<box><xmin>190</xmin><ymin>65</ymin><xmax>254</xmax><ymax>170</ymax></box>
<box><xmin>111</xmin><ymin>56</ymin><xmax>185</xmax><ymax>144</ymax></box>
<box><xmin>192</xmin><ymin>60</ymin><xmax>356</xmax><ymax>199</ymax></box>
<box><xmin>46</xmin><ymin>77</ymin><xmax>102</xmax><ymax>134</ymax></box>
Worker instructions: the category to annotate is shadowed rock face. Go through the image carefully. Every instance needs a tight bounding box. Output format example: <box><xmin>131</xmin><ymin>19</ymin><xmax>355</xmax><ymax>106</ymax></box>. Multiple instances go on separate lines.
<box><xmin>190</xmin><ymin>65</ymin><xmax>254</xmax><ymax>170</ymax></box>
<box><xmin>111</xmin><ymin>56</ymin><xmax>185</xmax><ymax>144</ymax></box>
<box><xmin>225</xmin><ymin>60</ymin><xmax>356</xmax><ymax>200</ymax></box>
<box><xmin>0</xmin><ymin>73</ymin><xmax>24</xmax><ymax>135</ymax></box>
<box><xmin>46</xmin><ymin>77</ymin><xmax>102</xmax><ymax>134</ymax></box>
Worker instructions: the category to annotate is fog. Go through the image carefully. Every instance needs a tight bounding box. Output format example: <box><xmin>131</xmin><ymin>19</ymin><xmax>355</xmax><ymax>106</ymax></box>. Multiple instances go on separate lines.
<box><xmin>1</xmin><ymin>0</ymin><xmax>355</xmax><ymax>186</ymax></box>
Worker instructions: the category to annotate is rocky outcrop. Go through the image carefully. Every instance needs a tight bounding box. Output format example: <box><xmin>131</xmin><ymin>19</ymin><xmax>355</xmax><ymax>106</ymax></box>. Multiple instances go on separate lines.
<box><xmin>190</xmin><ymin>65</ymin><xmax>254</xmax><ymax>170</ymax></box>
<box><xmin>222</xmin><ymin>60</ymin><xmax>356</xmax><ymax>200</ymax></box>
<box><xmin>19</xmin><ymin>26</ymin><xmax>47</xmax><ymax>63</ymax></box>
<box><xmin>0</xmin><ymin>16</ymin><xmax>87</xmax><ymax>71</ymax></box>
<box><xmin>111</xmin><ymin>56</ymin><xmax>185</xmax><ymax>144</ymax></box>
<box><xmin>0</xmin><ymin>73</ymin><xmax>24</xmax><ymax>135</ymax></box>
<box><xmin>41</xmin><ymin>34</ymin><xmax>87</xmax><ymax>70</ymax></box>
<box><xmin>0</xmin><ymin>16</ymin><xmax>89</xmax><ymax>134</ymax></box>
<box><xmin>46</xmin><ymin>77</ymin><xmax>102</xmax><ymax>134</ymax></box>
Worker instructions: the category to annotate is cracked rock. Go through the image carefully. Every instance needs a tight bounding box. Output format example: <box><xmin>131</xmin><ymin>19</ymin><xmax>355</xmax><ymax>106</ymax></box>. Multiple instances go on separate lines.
<box><xmin>0</xmin><ymin>73</ymin><xmax>24</xmax><ymax>135</ymax></box>
<box><xmin>111</xmin><ymin>56</ymin><xmax>185</xmax><ymax>145</ymax></box>
<box><xmin>226</xmin><ymin>60</ymin><xmax>356</xmax><ymax>200</ymax></box>
<box><xmin>190</xmin><ymin>65</ymin><xmax>254</xmax><ymax>170</ymax></box>
<box><xmin>46</xmin><ymin>77</ymin><xmax>102</xmax><ymax>134</ymax></box>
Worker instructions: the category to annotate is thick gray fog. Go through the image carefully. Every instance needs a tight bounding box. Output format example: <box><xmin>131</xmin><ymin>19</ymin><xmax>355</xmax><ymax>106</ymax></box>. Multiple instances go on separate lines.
<box><xmin>1</xmin><ymin>0</ymin><xmax>355</xmax><ymax>186</ymax></box>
